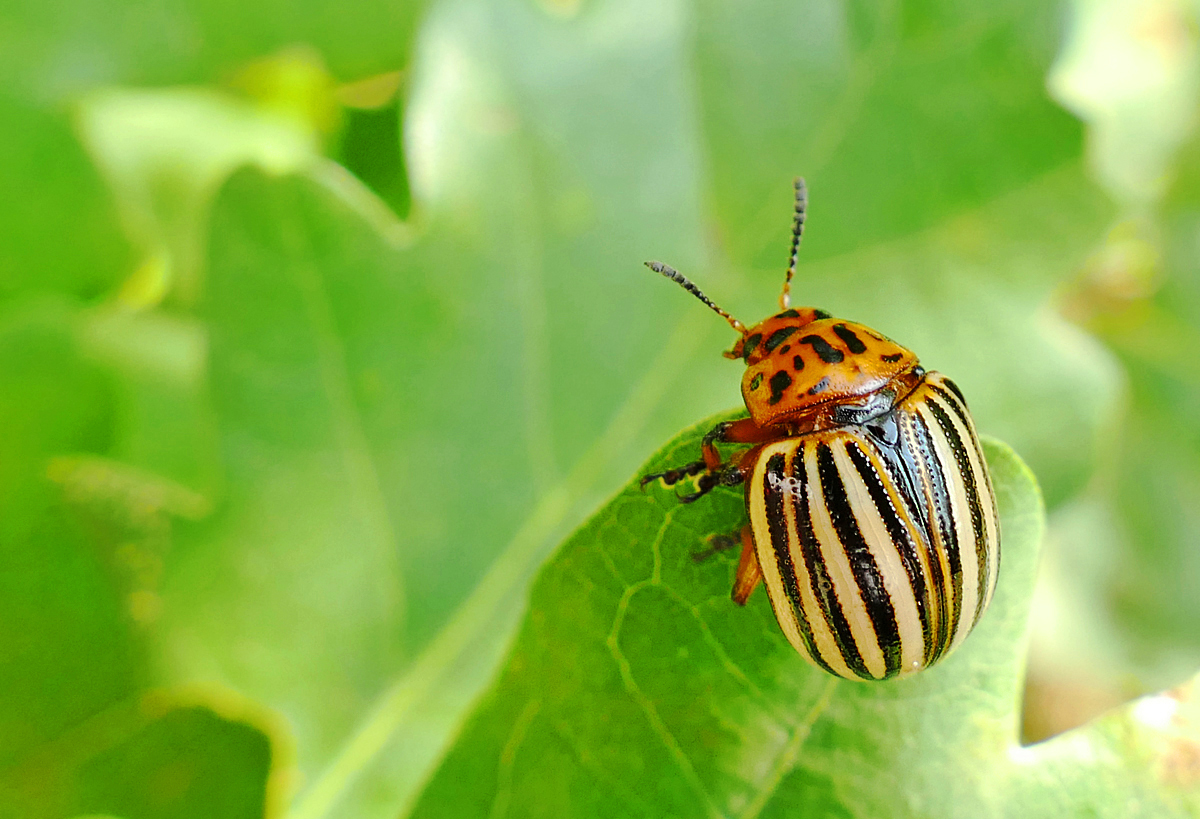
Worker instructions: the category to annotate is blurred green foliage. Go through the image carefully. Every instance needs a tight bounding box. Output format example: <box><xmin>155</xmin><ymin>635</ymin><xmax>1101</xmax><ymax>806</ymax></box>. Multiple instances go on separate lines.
<box><xmin>0</xmin><ymin>0</ymin><xmax>1198</xmax><ymax>817</ymax></box>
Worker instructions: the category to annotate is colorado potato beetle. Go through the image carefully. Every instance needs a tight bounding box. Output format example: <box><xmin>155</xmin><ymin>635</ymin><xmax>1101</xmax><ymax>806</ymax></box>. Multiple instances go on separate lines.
<box><xmin>643</xmin><ymin>179</ymin><xmax>1000</xmax><ymax>680</ymax></box>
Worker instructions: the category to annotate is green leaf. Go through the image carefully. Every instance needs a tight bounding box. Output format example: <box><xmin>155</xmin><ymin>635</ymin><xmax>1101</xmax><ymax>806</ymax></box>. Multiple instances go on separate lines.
<box><xmin>157</xmin><ymin>169</ymin><xmax>411</xmax><ymax>783</ymax></box>
<box><xmin>1</xmin><ymin>0</ymin><xmax>428</xmax><ymax>100</ymax></box>
<box><xmin>0</xmin><ymin>301</ymin><xmax>131</xmax><ymax>773</ymax></box>
<box><xmin>1030</xmin><ymin>0</ymin><xmax>1200</xmax><ymax>685</ymax></box>
<box><xmin>1075</xmin><ymin>127</ymin><xmax>1200</xmax><ymax>680</ymax></box>
<box><xmin>0</xmin><ymin>94</ymin><xmax>131</xmax><ymax>301</ymax></box>
<box><xmin>65</xmin><ymin>703</ymin><xmax>274</xmax><ymax>819</ymax></box>
<box><xmin>694</xmin><ymin>0</ymin><xmax>1082</xmax><ymax>268</ymax></box>
<box><xmin>80</xmin><ymin>307</ymin><xmax>220</xmax><ymax>496</ymax></box>
<box><xmin>0</xmin><ymin>303</ymin><xmax>274</xmax><ymax>819</ymax></box>
<box><xmin>409</xmin><ymin>425</ymin><xmax>1198</xmax><ymax>818</ymax></box>
<box><xmin>77</xmin><ymin>86</ymin><xmax>320</xmax><ymax>308</ymax></box>
<box><xmin>0</xmin><ymin>697</ymin><xmax>277</xmax><ymax>819</ymax></box>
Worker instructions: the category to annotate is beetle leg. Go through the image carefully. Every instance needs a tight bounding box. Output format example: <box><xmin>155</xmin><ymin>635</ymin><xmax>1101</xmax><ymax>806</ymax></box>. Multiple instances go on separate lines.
<box><xmin>646</xmin><ymin>418</ymin><xmax>773</xmax><ymax>491</ymax></box>
<box><xmin>701</xmin><ymin>422</ymin><xmax>735</xmax><ymax>470</ymax></box>
<box><xmin>700</xmin><ymin>415</ymin><xmax>772</xmax><ymax>465</ymax></box>
<box><xmin>640</xmin><ymin>459</ymin><xmax>706</xmax><ymax>489</ymax></box>
<box><xmin>677</xmin><ymin>462</ymin><xmax>745</xmax><ymax>503</ymax></box>
<box><xmin>731</xmin><ymin>525</ymin><xmax>762</xmax><ymax>605</ymax></box>
<box><xmin>700</xmin><ymin>417</ymin><xmax>768</xmax><ymax>469</ymax></box>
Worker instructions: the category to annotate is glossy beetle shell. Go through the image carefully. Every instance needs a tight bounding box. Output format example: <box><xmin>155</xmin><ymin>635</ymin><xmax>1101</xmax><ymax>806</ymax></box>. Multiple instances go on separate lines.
<box><xmin>745</xmin><ymin>371</ymin><xmax>1000</xmax><ymax>679</ymax></box>
<box><xmin>643</xmin><ymin>178</ymin><xmax>1001</xmax><ymax>680</ymax></box>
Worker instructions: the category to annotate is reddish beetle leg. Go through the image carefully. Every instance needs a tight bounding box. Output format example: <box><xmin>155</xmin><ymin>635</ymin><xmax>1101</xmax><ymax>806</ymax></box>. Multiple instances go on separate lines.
<box><xmin>731</xmin><ymin>525</ymin><xmax>763</xmax><ymax>605</ymax></box>
<box><xmin>641</xmin><ymin>418</ymin><xmax>775</xmax><ymax>503</ymax></box>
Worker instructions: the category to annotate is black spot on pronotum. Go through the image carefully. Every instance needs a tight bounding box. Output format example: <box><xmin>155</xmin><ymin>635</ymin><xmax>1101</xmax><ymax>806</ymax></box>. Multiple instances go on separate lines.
<box><xmin>813</xmin><ymin>309</ymin><xmax>833</xmax><ymax>320</ymax></box>
<box><xmin>764</xmin><ymin>326</ymin><xmax>799</xmax><ymax>353</ymax></box>
<box><xmin>882</xmin><ymin>353</ymin><xmax>903</xmax><ymax>363</ymax></box>
<box><xmin>743</xmin><ymin>333</ymin><xmax>762</xmax><ymax>359</ymax></box>
<box><xmin>777</xmin><ymin>309</ymin><xmax>801</xmax><ymax>319</ymax></box>
<box><xmin>808</xmin><ymin>376</ymin><xmax>831</xmax><ymax>395</ymax></box>
<box><xmin>750</xmin><ymin>372</ymin><xmax>763</xmax><ymax>391</ymax></box>
<box><xmin>793</xmin><ymin>355</ymin><xmax>805</xmax><ymax>371</ymax></box>
<box><xmin>769</xmin><ymin>370</ymin><xmax>793</xmax><ymax>404</ymax></box>
<box><xmin>800</xmin><ymin>335</ymin><xmax>844</xmax><ymax>364</ymax></box>
<box><xmin>832</xmin><ymin>324</ymin><xmax>868</xmax><ymax>354</ymax></box>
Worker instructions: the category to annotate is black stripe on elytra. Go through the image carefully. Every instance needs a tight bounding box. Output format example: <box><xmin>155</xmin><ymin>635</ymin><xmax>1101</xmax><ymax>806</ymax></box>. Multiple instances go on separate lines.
<box><xmin>800</xmin><ymin>335</ymin><xmax>844</xmax><ymax>364</ymax></box>
<box><xmin>929</xmin><ymin>380</ymin><xmax>998</xmax><ymax>616</ymax></box>
<box><xmin>928</xmin><ymin>382</ymin><xmax>991</xmax><ymax>486</ymax></box>
<box><xmin>818</xmin><ymin>443</ymin><xmax>902</xmax><ymax>678</ymax></box>
<box><xmin>873</xmin><ymin>410</ymin><xmax>943</xmax><ymax>665</ymax></box>
<box><xmin>768</xmin><ymin>370</ymin><xmax>793</xmax><ymax>405</ymax></box>
<box><xmin>845</xmin><ymin>440</ymin><xmax>932</xmax><ymax>663</ymax></box>
<box><xmin>764</xmin><ymin>326</ymin><xmax>799</xmax><ymax>353</ymax></box>
<box><xmin>928</xmin><ymin>382</ymin><xmax>990</xmax><ymax>486</ymax></box>
<box><xmin>762</xmin><ymin>448</ymin><xmax>834</xmax><ymax>675</ymax></box>
<box><xmin>882</xmin><ymin>353</ymin><xmax>904</xmax><ymax>363</ymax></box>
<box><xmin>797</xmin><ymin>446</ymin><xmax>870</xmax><ymax>678</ymax></box>
<box><xmin>808</xmin><ymin>376</ymin><xmax>830</xmax><ymax>396</ymax></box>
<box><xmin>832</xmin><ymin>324</ymin><xmax>868</xmax><ymax>354</ymax></box>
<box><xmin>910</xmin><ymin>408</ymin><xmax>962</xmax><ymax>662</ymax></box>
<box><xmin>926</xmin><ymin>381</ymin><xmax>984</xmax><ymax>473</ymax></box>
<box><xmin>813</xmin><ymin>309</ymin><xmax>833</xmax><ymax>320</ymax></box>
<box><xmin>941</xmin><ymin>377</ymin><xmax>968</xmax><ymax>409</ymax></box>
<box><xmin>925</xmin><ymin>394</ymin><xmax>990</xmax><ymax>628</ymax></box>
<box><xmin>776</xmin><ymin>309</ymin><xmax>801</xmax><ymax>319</ymax></box>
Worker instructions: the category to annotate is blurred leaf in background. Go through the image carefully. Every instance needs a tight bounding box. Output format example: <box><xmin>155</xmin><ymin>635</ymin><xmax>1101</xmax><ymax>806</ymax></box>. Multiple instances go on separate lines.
<box><xmin>1024</xmin><ymin>0</ymin><xmax>1200</xmax><ymax>739</ymax></box>
<box><xmin>0</xmin><ymin>0</ymin><xmax>1197</xmax><ymax>816</ymax></box>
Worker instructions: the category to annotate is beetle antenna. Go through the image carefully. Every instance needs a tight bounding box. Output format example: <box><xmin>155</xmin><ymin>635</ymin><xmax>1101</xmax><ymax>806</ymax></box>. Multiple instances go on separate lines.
<box><xmin>645</xmin><ymin>261</ymin><xmax>747</xmax><ymax>335</ymax></box>
<box><xmin>780</xmin><ymin>177</ymin><xmax>808</xmax><ymax>310</ymax></box>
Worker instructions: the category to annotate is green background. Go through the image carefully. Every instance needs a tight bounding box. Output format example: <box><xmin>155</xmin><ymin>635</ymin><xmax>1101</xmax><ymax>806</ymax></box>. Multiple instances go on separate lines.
<box><xmin>1</xmin><ymin>0</ymin><xmax>1199</xmax><ymax>816</ymax></box>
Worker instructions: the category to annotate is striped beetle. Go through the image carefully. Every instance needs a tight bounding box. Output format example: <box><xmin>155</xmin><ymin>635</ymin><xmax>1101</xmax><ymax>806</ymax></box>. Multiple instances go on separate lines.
<box><xmin>642</xmin><ymin>179</ymin><xmax>1000</xmax><ymax>680</ymax></box>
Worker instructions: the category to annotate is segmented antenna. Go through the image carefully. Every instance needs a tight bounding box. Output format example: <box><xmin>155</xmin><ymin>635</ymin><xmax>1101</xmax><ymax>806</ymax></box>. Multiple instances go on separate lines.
<box><xmin>780</xmin><ymin>177</ymin><xmax>808</xmax><ymax>310</ymax></box>
<box><xmin>645</xmin><ymin>261</ymin><xmax>747</xmax><ymax>335</ymax></box>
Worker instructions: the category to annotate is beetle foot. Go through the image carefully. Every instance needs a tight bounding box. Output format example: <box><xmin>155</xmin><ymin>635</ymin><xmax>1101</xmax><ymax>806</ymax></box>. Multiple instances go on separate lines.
<box><xmin>676</xmin><ymin>463</ymin><xmax>745</xmax><ymax>503</ymax></box>
<box><xmin>641</xmin><ymin>459</ymin><xmax>705</xmax><ymax>489</ymax></box>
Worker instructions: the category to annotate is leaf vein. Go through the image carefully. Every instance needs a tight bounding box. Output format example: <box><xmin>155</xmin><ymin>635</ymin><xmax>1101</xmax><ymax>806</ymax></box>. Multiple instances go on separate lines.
<box><xmin>604</xmin><ymin>511</ymin><xmax>726</xmax><ymax>818</ymax></box>
<box><xmin>488</xmin><ymin>698</ymin><xmax>543</xmax><ymax>819</ymax></box>
<box><xmin>737</xmin><ymin>676</ymin><xmax>839</xmax><ymax>819</ymax></box>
